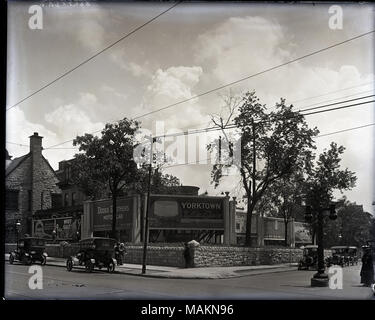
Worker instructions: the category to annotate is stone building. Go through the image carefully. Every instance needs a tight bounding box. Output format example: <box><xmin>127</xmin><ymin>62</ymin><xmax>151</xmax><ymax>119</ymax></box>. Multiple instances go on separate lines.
<box><xmin>5</xmin><ymin>133</ymin><xmax>61</xmax><ymax>242</ymax></box>
<box><xmin>33</xmin><ymin>158</ymin><xmax>87</xmax><ymax>242</ymax></box>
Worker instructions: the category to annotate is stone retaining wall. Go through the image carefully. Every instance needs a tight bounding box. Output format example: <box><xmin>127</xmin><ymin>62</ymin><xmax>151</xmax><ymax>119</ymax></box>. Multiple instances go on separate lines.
<box><xmin>5</xmin><ymin>243</ymin><xmax>331</xmax><ymax>268</ymax></box>
<box><xmin>193</xmin><ymin>246</ymin><xmax>332</xmax><ymax>267</ymax></box>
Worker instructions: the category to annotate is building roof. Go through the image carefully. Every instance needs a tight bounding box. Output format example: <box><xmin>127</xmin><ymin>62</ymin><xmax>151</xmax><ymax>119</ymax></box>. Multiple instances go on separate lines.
<box><xmin>6</xmin><ymin>149</ymin><xmax>12</xmax><ymax>160</ymax></box>
<box><xmin>5</xmin><ymin>153</ymin><xmax>31</xmax><ymax>177</ymax></box>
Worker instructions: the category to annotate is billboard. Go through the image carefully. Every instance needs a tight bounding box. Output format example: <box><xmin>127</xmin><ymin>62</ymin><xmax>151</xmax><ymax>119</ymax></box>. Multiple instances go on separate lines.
<box><xmin>294</xmin><ymin>222</ymin><xmax>312</xmax><ymax>243</ymax></box>
<box><xmin>33</xmin><ymin>216</ymin><xmax>80</xmax><ymax>241</ymax></box>
<box><xmin>148</xmin><ymin>195</ymin><xmax>225</xmax><ymax>230</ymax></box>
<box><xmin>92</xmin><ymin>197</ymin><xmax>134</xmax><ymax>232</ymax></box>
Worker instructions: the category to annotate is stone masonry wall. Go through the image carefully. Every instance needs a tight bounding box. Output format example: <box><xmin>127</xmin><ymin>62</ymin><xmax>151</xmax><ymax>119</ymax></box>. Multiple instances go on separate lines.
<box><xmin>5</xmin><ymin>243</ymin><xmax>331</xmax><ymax>268</ymax></box>
<box><xmin>6</xmin><ymin>157</ymin><xmax>32</xmax><ymax>240</ymax></box>
<box><xmin>193</xmin><ymin>246</ymin><xmax>332</xmax><ymax>267</ymax></box>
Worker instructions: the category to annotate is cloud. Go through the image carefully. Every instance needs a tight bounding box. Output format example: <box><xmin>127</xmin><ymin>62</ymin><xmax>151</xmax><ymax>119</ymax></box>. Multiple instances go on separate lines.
<box><xmin>44</xmin><ymin>102</ymin><xmax>105</xmax><ymax>140</ymax></box>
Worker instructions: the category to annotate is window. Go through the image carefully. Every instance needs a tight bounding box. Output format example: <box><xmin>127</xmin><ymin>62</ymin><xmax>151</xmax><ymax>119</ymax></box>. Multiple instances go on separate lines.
<box><xmin>236</xmin><ymin>223</ymin><xmax>240</xmax><ymax>230</ymax></box>
<box><xmin>6</xmin><ymin>190</ymin><xmax>19</xmax><ymax>210</ymax></box>
<box><xmin>72</xmin><ymin>192</ymin><xmax>77</xmax><ymax>206</ymax></box>
<box><xmin>51</xmin><ymin>193</ymin><xmax>62</xmax><ymax>208</ymax></box>
<box><xmin>64</xmin><ymin>193</ymin><xmax>69</xmax><ymax>207</ymax></box>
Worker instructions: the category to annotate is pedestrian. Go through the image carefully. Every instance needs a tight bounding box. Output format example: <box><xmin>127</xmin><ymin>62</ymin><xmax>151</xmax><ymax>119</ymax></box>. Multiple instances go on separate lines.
<box><xmin>183</xmin><ymin>242</ymin><xmax>191</xmax><ymax>268</ymax></box>
<box><xmin>360</xmin><ymin>246</ymin><xmax>374</xmax><ymax>287</ymax></box>
<box><xmin>118</xmin><ymin>242</ymin><xmax>126</xmax><ymax>265</ymax></box>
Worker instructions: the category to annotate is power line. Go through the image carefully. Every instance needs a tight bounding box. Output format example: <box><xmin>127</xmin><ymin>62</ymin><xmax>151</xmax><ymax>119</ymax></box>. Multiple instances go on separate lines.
<box><xmin>299</xmin><ymin>94</ymin><xmax>375</xmax><ymax>113</ymax></box>
<box><xmin>44</xmin><ymin>30</ymin><xmax>375</xmax><ymax>149</ymax></box>
<box><xmin>298</xmin><ymin>89</ymin><xmax>374</xmax><ymax>110</ymax></box>
<box><xmin>43</xmin><ymin>95</ymin><xmax>374</xmax><ymax>150</ymax></box>
<box><xmin>159</xmin><ymin>123</ymin><xmax>375</xmax><ymax>169</ymax></box>
<box><xmin>315</xmin><ymin>123</ymin><xmax>375</xmax><ymax>138</ymax></box>
<box><xmin>132</xmin><ymin>30</ymin><xmax>375</xmax><ymax>120</ymax></box>
<box><xmin>290</xmin><ymin>80</ymin><xmax>374</xmax><ymax>104</ymax></box>
<box><xmin>6</xmin><ymin>1</ymin><xmax>182</xmax><ymax>112</ymax></box>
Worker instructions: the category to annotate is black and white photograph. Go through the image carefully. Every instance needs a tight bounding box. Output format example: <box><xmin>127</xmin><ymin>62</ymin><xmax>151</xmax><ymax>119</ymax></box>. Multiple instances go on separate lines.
<box><xmin>3</xmin><ymin>0</ymin><xmax>375</xmax><ymax>303</ymax></box>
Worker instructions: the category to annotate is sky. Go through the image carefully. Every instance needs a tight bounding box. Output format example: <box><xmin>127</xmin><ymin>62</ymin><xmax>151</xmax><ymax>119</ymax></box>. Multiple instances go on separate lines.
<box><xmin>6</xmin><ymin>1</ymin><xmax>375</xmax><ymax>215</ymax></box>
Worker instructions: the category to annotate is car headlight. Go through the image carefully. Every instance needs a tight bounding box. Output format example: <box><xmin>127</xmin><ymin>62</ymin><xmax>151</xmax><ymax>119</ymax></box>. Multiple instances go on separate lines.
<box><xmin>30</xmin><ymin>251</ymin><xmax>36</xmax><ymax>255</ymax></box>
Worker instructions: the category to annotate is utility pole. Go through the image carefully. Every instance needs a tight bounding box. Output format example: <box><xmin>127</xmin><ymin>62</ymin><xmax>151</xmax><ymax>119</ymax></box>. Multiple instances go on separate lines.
<box><xmin>252</xmin><ymin>119</ymin><xmax>256</xmax><ymax>202</ymax></box>
<box><xmin>142</xmin><ymin>136</ymin><xmax>154</xmax><ymax>274</ymax></box>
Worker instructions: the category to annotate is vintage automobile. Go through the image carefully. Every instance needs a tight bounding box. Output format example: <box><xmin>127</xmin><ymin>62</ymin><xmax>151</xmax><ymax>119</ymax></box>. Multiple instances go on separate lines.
<box><xmin>347</xmin><ymin>246</ymin><xmax>359</xmax><ymax>265</ymax></box>
<box><xmin>326</xmin><ymin>246</ymin><xmax>348</xmax><ymax>267</ymax></box>
<box><xmin>66</xmin><ymin>237</ymin><xmax>117</xmax><ymax>273</ymax></box>
<box><xmin>298</xmin><ymin>245</ymin><xmax>318</xmax><ymax>270</ymax></box>
<box><xmin>9</xmin><ymin>237</ymin><xmax>48</xmax><ymax>265</ymax></box>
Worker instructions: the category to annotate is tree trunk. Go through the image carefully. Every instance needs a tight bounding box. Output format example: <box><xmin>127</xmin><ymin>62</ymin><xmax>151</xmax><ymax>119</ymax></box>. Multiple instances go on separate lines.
<box><xmin>284</xmin><ymin>220</ymin><xmax>289</xmax><ymax>247</ymax></box>
<box><xmin>245</xmin><ymin>194</ymin><xmax>253</xmax><ymax>247</ymax></box>
<box><xmin>112</xmin><ymin>190</ymin><xmax>117</xmax><ymax>240</ymax></box>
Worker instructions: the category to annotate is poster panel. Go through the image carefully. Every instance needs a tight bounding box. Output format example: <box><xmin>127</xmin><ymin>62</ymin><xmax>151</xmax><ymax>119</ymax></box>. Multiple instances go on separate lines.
<box><xmin>149</xmin><ymin>195</ymin><xmax>225</xmax><ymax>229</ymax></box>
<box><xmin>92</xmin><ymin>197</ymin><xmax>133</xmax><ymax>232</ymax></box>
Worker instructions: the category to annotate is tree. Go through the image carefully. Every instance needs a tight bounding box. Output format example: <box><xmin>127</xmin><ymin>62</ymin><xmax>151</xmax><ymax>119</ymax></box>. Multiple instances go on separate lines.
<box><xmin>257</xmin><ymin>172</ymin><xmax>305</xmax><ymax>246</ymax></box>
<box><xmin>209</xmin><ymin>91</ymin><xmax>318</xmax><ymax>246</ymax></box>
<box><xmin>73</xmin><ymin>118</ymin><xmax>140</xmax><ymax>240</ymax></box>
<box><xmin>323</xmin><ymin>199</ymin><xmax>372</xmax><ymax>248</ymax></box>
<box><xmin>303</xmin><ymin>143</ymin><xmax>357</xmax><ymax>244</ymax></box>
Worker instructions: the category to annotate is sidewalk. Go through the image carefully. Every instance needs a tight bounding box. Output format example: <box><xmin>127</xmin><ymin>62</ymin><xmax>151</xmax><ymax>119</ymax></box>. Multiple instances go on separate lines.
<box><xmin>5</xmin><ymin>254</ymin><xmax>298</xmax><ymax>279</ymax></box>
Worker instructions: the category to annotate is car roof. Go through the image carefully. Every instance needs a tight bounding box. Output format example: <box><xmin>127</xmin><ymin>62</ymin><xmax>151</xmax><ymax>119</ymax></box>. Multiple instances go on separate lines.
<box><xmin>80</xmin><ymin>237</ymin><xmax>116</xmax><ymax>242</ymax></box>
<box><xmin>331</xmin><ymin>246</ymin><xmax>347</xmax><ymax>249</ymax></box>
<box><xmin>304</xmin><ymin>245</ymin><xmax>318</xmax><ymax>248</ymax></box>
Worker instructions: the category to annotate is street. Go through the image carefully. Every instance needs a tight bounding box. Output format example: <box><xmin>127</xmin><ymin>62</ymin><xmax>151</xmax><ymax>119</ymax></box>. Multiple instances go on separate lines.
<box><xmin>4</xmin><ymin>262</ymin><xmax>374</xmax><ymax>300</ymax></box>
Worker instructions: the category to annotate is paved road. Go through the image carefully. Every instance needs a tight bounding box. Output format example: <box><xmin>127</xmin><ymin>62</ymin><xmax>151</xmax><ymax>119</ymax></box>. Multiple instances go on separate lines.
<box><xmin>4</xmin><ymin>262</ymin><xmax>374</xmax><ymax>300</ymax></box>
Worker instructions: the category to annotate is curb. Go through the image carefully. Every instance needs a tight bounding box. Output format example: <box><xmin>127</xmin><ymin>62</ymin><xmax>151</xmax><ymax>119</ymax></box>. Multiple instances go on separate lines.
<box><xmin>5</xmin><ymin>254</ymin><xmax>299</xmax><ymax>279</ymax></box>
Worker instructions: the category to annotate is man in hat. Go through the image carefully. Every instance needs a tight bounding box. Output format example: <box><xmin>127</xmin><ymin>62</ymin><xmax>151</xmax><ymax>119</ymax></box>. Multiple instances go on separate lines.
<box><xmin>360</xmin><ymin>245</ymin><xmax>374</xmax><ymax>287</ymax></box>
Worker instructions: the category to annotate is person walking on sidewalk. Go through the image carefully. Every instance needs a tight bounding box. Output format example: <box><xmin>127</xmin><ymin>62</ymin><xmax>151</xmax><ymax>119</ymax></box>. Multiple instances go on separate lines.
<box><xmin>360</xmin><ymin>246</ymin><xmax>374</xmax><ymax>287</ymax></box>
<box><xmin>183</xmin><ymin>242</ymin><xmax>193</xmax><ymax>268</ymax></box>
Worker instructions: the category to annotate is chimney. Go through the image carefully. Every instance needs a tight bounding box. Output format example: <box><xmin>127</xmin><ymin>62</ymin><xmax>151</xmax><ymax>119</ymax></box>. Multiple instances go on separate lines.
<box><xmin>29</xmin><ymin>132</ymin><xmax>43</xmax><ymax>154</ymax></box>
<box><xmin>30</xmin><ymin>132</ymin><xmax>44</xmax><ymax>216</ymax></box>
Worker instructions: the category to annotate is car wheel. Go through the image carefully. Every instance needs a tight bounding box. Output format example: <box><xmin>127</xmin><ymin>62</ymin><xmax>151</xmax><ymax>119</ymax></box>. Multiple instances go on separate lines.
<box><xmin>9</xmin><ymin>254</ymin><xmax>14</xmax><ymax>264</ymax></box>
<box><xmin>41</xmin><ymin>256</ymin><xmax>47</xmax><ymax>266</ymax></box>
<box><xmin>85</xmin><ymin>261</ymin><xmax>93</xmax><ymax>273</ymax></box>
<box><xmin>107</xmin><ymin>261</ymin><xmax>115</xmax><ymax>273</ymax></box>
<box><xmin>66</xmin><ymin>259</ymin><xmax>73</xmax><ymax>272</ymax></box>
<box><xmin>22</xmin><ymin>256</ymin><xmax>32</xmax><ymax>265</ymax></box>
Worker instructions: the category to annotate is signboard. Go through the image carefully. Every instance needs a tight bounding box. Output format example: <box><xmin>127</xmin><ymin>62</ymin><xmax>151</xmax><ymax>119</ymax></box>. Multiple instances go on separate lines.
<box><xmin>33</xmin><ymin>217</ymin><xmax>80</xmax><ymax>240</ymax></box>
<box><xmin>294</xmin><ymin>222</ymin><xmax>312</xmax><ymax>243</ymax></box>
<box><xmin>148</xmin><ymin>195</ymin><xmax>225</xmax><ymax>230</ymax></box>
<box><xmin>92</xmin><ymin>197</ymin><xmax>133</xmax><ymax>232</ymax></box>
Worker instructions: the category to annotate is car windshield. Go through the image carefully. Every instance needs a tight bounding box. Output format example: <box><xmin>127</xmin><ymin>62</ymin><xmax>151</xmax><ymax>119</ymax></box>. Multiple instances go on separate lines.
<box><xmin>95</xmin><ymin>239</ymin><xmax>115</xmax><ymax>250</ymax></box>
<box><xmin>31</xmin><ymin>239</ymin><xmax>45</xmax><ymax>246</ymax></box>
<box><xmin>333</xmin><ymin>249</ymin><xmax>345</xmax><ymax>254</ymax></box>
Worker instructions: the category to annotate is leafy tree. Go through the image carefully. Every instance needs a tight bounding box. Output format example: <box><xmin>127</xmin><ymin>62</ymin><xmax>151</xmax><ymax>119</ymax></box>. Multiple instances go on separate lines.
<box><xmin>257</xmin><ymin>172</ymin><xmax>306</xmax><ymax>246</ymax></box>
<box><xmin>73</xmin><ymin>118</ymin><xmax>140</xmax><ymax>240</ymax></box>
<box><xmin>303</xmin><ymin>143</ymin><xmax>357</xmax><ymax>244</ymax></box>
<box><xmin>209</xmin><ymin>91</ymin><xmax>318</xmax><ymax>246</ymax></box>
<box><xmin>323</xmin><ymin>199</ymin><xmax>372</xmax><ymax>248</ymax></box>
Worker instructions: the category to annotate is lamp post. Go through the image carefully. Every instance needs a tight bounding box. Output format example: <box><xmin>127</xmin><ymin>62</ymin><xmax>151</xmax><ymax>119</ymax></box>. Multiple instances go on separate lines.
<box><xmin>305</xmin><ymin>204</ymin><xmax>337</xmax><ymax>287</ymax></box>
<box><xmin>15</xmin><ymin>220</ymin><xmax>21</xmax><ymax>243</ymax></box>
<box><xmin>142</xmin><ymin>136</ymin><xmax>155</xmax><ymax>275</ymax></box>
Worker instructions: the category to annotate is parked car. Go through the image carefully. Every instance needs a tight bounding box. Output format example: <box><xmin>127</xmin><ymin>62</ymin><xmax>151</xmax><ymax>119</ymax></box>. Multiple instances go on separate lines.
<box><xmin>326</xmin><ymin>246</ymin><xmax>348</xmax><ymax>267</ymax></box>
<box><xmin>9</xmin><ymin>237</ymin><xmax>48</xmax><ymax>265</ymax></box>
<box><xmin>298</xmin><ymin>245</ymin><xmax>318</xmax><ymax>270</ymax></box>
<box><xmin>347</xmin><ymin>246</ymin><xmax>359</xmax><ymax>265</ymax></box>
<box><xmin>66</xmin><ymin>237</ymin><xmax>117</xmax><ymax>273</ymax></box>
